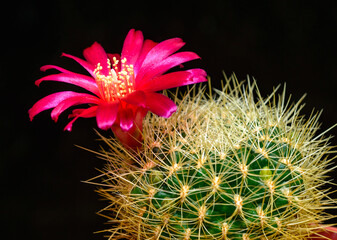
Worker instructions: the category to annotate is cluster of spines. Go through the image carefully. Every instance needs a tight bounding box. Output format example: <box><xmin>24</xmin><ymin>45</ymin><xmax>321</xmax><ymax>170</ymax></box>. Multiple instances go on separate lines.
<box><xmin>93</xmin><ymin>75</ymin><xmax>336</xmax><ymax>240</ymax></box>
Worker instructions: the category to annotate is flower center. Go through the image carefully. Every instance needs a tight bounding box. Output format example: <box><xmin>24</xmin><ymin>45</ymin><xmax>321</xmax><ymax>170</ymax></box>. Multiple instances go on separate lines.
<box><xmin>93</xmin><ymin>57</ymin><xmax>135</xmax><ymax>102</ymax></box>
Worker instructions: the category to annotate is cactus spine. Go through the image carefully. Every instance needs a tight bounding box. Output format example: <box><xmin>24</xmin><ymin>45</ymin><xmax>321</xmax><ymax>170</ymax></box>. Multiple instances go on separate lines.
<box><xmin>95</xmin><ymin>75</ymin><xmax>335</xmax><ymax>239</ymax></box>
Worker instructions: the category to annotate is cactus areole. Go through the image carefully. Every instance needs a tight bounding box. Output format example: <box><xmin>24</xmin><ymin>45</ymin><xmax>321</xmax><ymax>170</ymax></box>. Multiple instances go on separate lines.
<box><xmin>96</xmin><ymin>75</ymin><xmax>336</xmax><ymax>240</ymax></box>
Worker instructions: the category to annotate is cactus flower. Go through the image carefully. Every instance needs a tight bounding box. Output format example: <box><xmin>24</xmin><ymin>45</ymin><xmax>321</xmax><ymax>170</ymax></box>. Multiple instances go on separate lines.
<box><xmin>29</xmin><ymin>29</ymin><xmax>207</xmax><ymax>146</ymax></box>
<box><xmin>309</xmin><ymin>226</ymin><xmax>337</xmax><ymax>239</ymax></box>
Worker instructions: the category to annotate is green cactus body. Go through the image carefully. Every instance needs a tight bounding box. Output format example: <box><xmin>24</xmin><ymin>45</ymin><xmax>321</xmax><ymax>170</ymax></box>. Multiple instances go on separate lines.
<box><xmin>96</xmin><ymin>75</ymin><xmax>335</xmax><ymax>239</ymax></box>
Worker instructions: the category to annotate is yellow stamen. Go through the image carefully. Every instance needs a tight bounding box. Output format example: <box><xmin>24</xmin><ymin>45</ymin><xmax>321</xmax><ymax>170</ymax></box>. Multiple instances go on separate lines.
<box><xmin>93</xmin><ymin>57</ymin><xmax>135</xmax><ymax>102</ymax></box>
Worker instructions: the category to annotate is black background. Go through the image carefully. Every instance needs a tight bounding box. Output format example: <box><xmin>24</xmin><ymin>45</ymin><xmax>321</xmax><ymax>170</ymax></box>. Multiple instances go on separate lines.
<box><xmin>3</xmin><ymin>1</ymin><xmax>337</xmax><ymax>239</ymax></box>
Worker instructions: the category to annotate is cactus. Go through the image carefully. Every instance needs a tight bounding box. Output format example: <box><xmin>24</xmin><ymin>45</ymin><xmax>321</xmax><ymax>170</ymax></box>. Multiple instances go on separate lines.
<box><xmin>94</xmin><ymin>74</ymin><xmax>336</xmax><ymax>239</ymax></box>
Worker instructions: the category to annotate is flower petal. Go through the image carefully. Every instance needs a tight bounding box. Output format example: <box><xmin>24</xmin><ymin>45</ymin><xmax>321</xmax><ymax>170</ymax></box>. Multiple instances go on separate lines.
<box><xmin>121</xmin><ymin>29</ymin><xmax>144</xmax><ymax>66</ymax></box>
<box><xmin>51</xmin><ymin>93</ymin><xmax>100</xmax><ymax>122</ymax></box>
<box><xmin>64</xmin><ymin>106</ymin><xmax>98</xmax><ymax>131</ymax></box>
<box><xmin>35</xmin><ymin>73</ymin><xmax>100</xmax><ymax>96</ymax></box>
<box><xmin>68</xmin><ymin>108</ymin><xmax>97</xmax><ymax>119</ymax></box>
<box><xmin>29</xmin><ymin>91</ymin><xmax>87</xmax><ymax>121</ymax></box>
<box><xmin>185</xmin><ymin>68</ymin><xmax>208</xmax><ymax>84</ymax></box>
<box><xmin>83</xmin><ymin>42</ymin><xmax>110</xmax><ymax>76</ymax></box>
<box><xmin>122</xmin><ymin>90</ymin><xmax>146</xmax><ymax>107</ymax></box>
<box><xmin>136</xmin><ymin>38</ymin><xmax>185</xmax><ymax>81</ymax></box>
<box><xmin>134</xmin><ymin>39</ymin><xmax>157</xmax><ymax>75</ymax></box>
<box><xmin>96</xmin><ymin>102</ymin><xmax>120</xmax><ymax>130</ymax></box>
<box><xmin>40</xmin><ymin>65</ymin><xmax>74</xmax><ymax>74</ymax></box>
<box><xmin>138</xmin><ymin>68</ymin><xmax>207</xmax><ymax>92</ymax></box>
<box><xmin>142</xmin><ymin>38</ymin><xmax>185</xmax><ymax>65</ymax></box>
<box><xmin>145</xmin><ymin>92</ymin><xmax>177</xmax><ymax>118</ymax></box>
<box><xmin>137</xmin><ymin>51</ymin><xmax>200</xmax><ymax>85</ymax></box>
<box><xmin>111</xmin><ymin>107</ymin><xmax>148</xmax><ymax>148</ymax></box>
<box><xmin>62</xmin><ymin>53</ymin><xmax>95</xmax><ymax>77</ymax></box>
<box><xmin>308</xmin><ymin>226</ymin><xmax>337</xmax><ymax>240</ymax></box>
<box><xmin>119</xmin><ymin>106</ymin><xmax>134</xmax><ymax>131</ymax></box>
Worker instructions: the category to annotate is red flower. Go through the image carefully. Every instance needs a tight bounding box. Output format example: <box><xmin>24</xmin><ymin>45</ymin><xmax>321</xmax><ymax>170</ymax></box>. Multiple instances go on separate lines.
<box><xmin>308</xmin><ymin>226</ymin><xmax>337</xmax><ymax>240</ymax></box>
<box><xmin>29</xmin><ymin>29</ymin><xmax>207</xmax><ymax>146</ymax></box>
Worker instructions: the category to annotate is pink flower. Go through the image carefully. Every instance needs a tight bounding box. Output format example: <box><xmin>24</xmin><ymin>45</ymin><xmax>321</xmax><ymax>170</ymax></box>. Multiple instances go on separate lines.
<box><xmin>29</xmin><ymin>29</ymin><xmax>207</xmax><ymax>146</ymax></box>
<box><xmin>308</xmin><ymin>226</ymin><xmax>337</xmax><ymax>240</ymax></box>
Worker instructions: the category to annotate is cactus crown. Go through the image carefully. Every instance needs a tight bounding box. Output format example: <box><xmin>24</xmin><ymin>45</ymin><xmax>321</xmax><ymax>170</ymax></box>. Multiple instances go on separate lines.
<box><xmin>94</xmin><ymin>74</ymin><xmax>336</xmax><ymax>239</ymax></box>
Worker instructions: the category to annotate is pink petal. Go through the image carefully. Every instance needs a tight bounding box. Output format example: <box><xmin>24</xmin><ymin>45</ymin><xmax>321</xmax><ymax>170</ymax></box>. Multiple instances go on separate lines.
<box><xmin>51</xmin><ymin>94</ymin><xmax>100</xmax><ymax>122</ymax></box>
<box><xmin>308</xmin><ymin>226</ymin><xmax>337</xmax><ymax>240</ymax></box>
<box><xmin>96</xmin><ymin>102</ymin><xmax>120</xmax><ymax>130</ymax></box>
<box><xmin>111</xmin><ymin>107</ymin><xmax>148</xmax><ymax>148</ymax></box>
<box><xmin>40</xmin><ymin>65</ymin><xmax>74</xmax><ymax>74</ymax></box>
<box><xmin>122</xmin><ymin>90</ymin><xmax>146</xmax><ymax>107</ymax></box>
<box><xmin>121</xmin><ymin>29</ymin><xmax>144</xmax><ymax>66</ymax></box>
<box><xmin>134</xmin><ymin>39</ymin><xmax>157</xmax><ymax>75</ymax></box>
<box><xmin>136</xmin><ymin>51</ymin><xmax>200</xmax><ymax>86</ymax></box>
<box><xmin>138</xmin><ymin>68</ymin><xmax>207</xmax><ymax>92</ymax></box>
<box><xmin>29</xmin><ymin>91</ymin><xmax>87</xmax><ymax>121</ymax></box>
<box><xmin>145</xmin><ymin>92</ymin><xmax>177</xmax><ymax>118</ymax></box>
<box><xmin>62</xmin><ymin>53</ymin><xmax>95</xmax><ymax>77</ymax></box>
<box><xmin>35</xmin><ymin>73</ymin><xmax>100</xmax><ymax>96</ymax></box>
<box><xmin>136</xmin><ymin>38</ymin><xmax>185</xmax><ymax>80</ymax></box>
<box><xmin>83</xmin><ymin>42</ymin><xmax>110</xmax><ymax>76</ymax></box>
<box><xmin>68</xmin><ymin>108</ymin><xmax>97</xmax><ymax>119</ymax></box>
<box><xmin>186</xmin><ymin>68</ymin><xmax>208</xmax><ymax>83</ymax></box>
<box><xmin>64</xmin><ymin>106</ymin><xmax>98</xmax><ymax>131</ymax></box>
<box><xmin>119</xmin><ymin>106</ymin><xmax>134</xmax><ymax>131</ymax></box>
